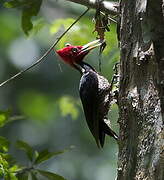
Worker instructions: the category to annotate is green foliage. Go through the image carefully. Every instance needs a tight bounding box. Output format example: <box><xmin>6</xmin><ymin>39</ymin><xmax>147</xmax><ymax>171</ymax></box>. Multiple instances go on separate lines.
<box><xmin>16</xmin><ymin>140</ymin><xmax>34</xmax><ymax>162</ymax></box>
<box><xmin>18</xmin><ymin>91</ymin><xmax>80</xmax><ymax>122</ymax></box>
<box><xmin>50</xmin><ymin>18</ymin><xmax>94</xmax><ymax>49</ymax></box>
<box><xmin>0</xmin><ymin>136</ymin><xmax>10</xmax><ymax>152</ymax></box>
<box><xmin>59</xmin><ymin>96</ymin><xmax>79</xmax><ymax>120</ymax></box>
<box><xmin>0</xmin><ymin>108</ymin><xmax>68</xmax><ymax>179</ymax></box>
<box><xmin>0</xmin><ymin>138</ymin><xmax>68</xmax><ymax>180</ymax></box>
<box><xmin>34</xmin><ymin>149</ymin><xmax>64</xmax><ymax>165</ymax></box>
<box><xmin>4</xmin><ymin>0</ymin><xmax>43</xmax><ymax>35</ymax></box>
<box><xmin>0</xmin><ymin>151</ymin><xmax>20</xmax><ymax>180</ymax></box>
<box><xmin>0</xmin><ymin>13</ymin><xmax>20</xmax><ymax>46</ymax></box>
<box><xmin>30</xmin><ymin>172</ymin><xmax>37</xmax><ymax>180</ymax></box>
<box><xmin>0</xmin><ymin>110</ymin><xmax>25</xmax><ymax>128</ymax></box>
<box><xmin>50</xmin><ymin>17</ymin><xmax>119</xmax><ymax>60</ymax></box>
<box><xmin>0</xmin><ymin>110</ymin><xmax>10</xmax><ymax>128</ymax></box>
<box><xmin>50</xmin><ymin>18</ymin><xmax>75</xmax><ymax>35</ymax></box>
<box><xmin>18</xmin><ymin>91</ymin><xmax>55</xmax><ymax>122</ymax></box>
<box><xmin>21</xmin><ymin>0</ymin><xmax>42</xmax><ymax>36</ymax></box>
<box><xmin>30</xmin><ymin>18</ymin><xmax>47</xmax><ymax>36</ymax></box>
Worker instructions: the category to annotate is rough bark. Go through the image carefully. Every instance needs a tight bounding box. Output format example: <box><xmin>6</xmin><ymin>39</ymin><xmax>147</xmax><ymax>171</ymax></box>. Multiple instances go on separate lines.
<box><xmin>117</xmin><ymin>0</ymin><xmax>164</xmax><ymax>179</ymax></box>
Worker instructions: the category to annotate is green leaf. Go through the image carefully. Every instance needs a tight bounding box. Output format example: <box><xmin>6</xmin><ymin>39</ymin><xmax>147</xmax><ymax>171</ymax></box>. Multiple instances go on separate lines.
<box><xmin>0</xmin><ymin>154</ymin><xmax>9</xmax><ymax>177</ymax></box>
<box><xmin>0</xmin><ymin>110</ymin><xmax>10</xmax><ymax>127</ymax></box>
<box><xmin>34</xmin><ymin>149</ymin><xmax>67</xmax><ymax>165</ymax></box>
<box><xmin>38</xmin><ymin>170</ymin><xmax>66</xmax><ymax>180</ymax></box>
<box><xmin>21</xmin><ymin>10</ymin><xmax>33</xmax><ymax>36</ymax></box>
<box><xmin>21</xmin><ymin>0</ymin><xmax>42</xmax><ymax>35</ymax></box>
<box><xmin>16</xmin><ymin>140</ymin><xmax>34</xmax><ymax>161</ymax></box>
<box><xmin>0</xmin><ymin>136</ymin><xmax>10</xmax><ymax>152</ymax></box>
<box><xmin>0</xmin><ymin>110</ymin><xmax>23</xmax><ymax>127</ymax></box>
<box><xmin>33</xmin><ymin>150</ymin><xmax>39</xmax><ymax>160</ymax></box>
<box><xmin>2</xmin><ymin>154</ymin><xmax>16</xmax><ymax>167</ymax></box>
<box><xmin>4</xmin><ymin>0</ymin><xmax>43</xmax><ymax>35</ymax></box>
<box><xmin>9</xmin><ymin>165</ymin><xmax>22</xmax><ymax>174</ymax></box>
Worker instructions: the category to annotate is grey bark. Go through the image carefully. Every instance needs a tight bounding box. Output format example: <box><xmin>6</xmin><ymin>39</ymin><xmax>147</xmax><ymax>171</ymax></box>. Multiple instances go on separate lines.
<box><xmin>117</xmin><ymin>0</ymin><xmax>164</xmax><ymax>179</ymax></box>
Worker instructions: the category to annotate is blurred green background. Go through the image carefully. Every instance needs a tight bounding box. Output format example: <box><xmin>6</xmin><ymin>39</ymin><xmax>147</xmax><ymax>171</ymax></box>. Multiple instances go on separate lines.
<box><xmin>0</xmin><ymin>0</ymin><xmax>119</xmax><ymax>179</ymax></box>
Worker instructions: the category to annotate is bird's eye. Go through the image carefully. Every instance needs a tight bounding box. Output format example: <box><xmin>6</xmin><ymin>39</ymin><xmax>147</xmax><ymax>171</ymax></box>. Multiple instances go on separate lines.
<box><xmin>72</xmin><ymin>47</ymin><xmax>78</xmax><ymax>53</ymax></box>
<box><xmin>65</xmin><ymin>43</ymin><xmax>71</xmax><ymax>47</ymax></box>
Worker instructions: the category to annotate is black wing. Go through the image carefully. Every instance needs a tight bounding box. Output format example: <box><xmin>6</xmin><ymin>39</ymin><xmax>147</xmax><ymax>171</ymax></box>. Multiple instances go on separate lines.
<box><xmin>79</xmin><ymin>70</ymin><xmax>118</xmax><ymax>147</ymax></box>
<box><xmin>79</xmin><ymin>70</ymin><xmax>101</xmax><ymax>147</ymax></box>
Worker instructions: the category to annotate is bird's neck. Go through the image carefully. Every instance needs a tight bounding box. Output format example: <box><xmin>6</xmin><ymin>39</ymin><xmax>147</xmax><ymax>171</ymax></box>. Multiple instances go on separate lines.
<box><xmin>78</xmin><ymin>62</ymin><xmax>96</xmax><ymax>73</ymax></box>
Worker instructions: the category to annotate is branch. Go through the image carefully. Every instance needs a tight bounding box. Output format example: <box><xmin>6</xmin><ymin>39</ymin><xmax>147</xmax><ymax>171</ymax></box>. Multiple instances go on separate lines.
<box><xmin>0</xmin><ymin>8</ymin><xmax>89</xmax><ymax>88</ymax></box>
<box><xmin>65</xmin><ymin>0</ymin><xmax>119</xmax><ymax>15</ymax></box>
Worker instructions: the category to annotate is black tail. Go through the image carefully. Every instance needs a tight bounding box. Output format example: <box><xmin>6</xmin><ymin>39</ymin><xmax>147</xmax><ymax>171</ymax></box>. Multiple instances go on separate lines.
<box><xmin>102</xmin><ymin>122</ymin><xmax>118</xmax><ymax>140</ymax></box>
<box><xmin>99</xmin><ymin>122</ymin><xmax>118</xmax><ymax>148</ymax></box>
<box><xmin>99</xmin><ymin>131</ymin><xmax>105</xmax><ymax>148</ymax></box>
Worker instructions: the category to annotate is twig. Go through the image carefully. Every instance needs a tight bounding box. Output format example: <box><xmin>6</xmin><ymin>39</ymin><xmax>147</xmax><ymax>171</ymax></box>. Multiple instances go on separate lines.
<box><xmin>100</xmin><ymin>12</ymin><xmax>117</xmax><ymax>23</ymax></box>
<box><xmin>9</xmin><ymin>115</ymin><xmax>26</xmax><ymax>121</ymax></box>
<box><xmin>65</xmin><ymin>0</ymin><xmax>119</xmax><ymax>15</ymax></box>
<box><xmin>0</xmin><ymin>8</ymin><xmax>90</xmax><ymax>88</ymax></box>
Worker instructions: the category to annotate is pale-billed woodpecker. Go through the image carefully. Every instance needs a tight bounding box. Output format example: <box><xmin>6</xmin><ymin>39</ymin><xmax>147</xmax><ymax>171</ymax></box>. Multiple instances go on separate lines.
<box><xmin>56</xmin><ymin>39</ymin><xmax>118</xmax><ymax>147</ymax></box>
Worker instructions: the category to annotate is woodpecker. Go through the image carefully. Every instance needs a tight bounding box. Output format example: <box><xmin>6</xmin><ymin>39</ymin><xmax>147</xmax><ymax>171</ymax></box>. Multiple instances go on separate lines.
<box><xmin>78</xmin><ymin>62</ymin><xmax>118</xmax><ymax>147</ymax></box>
<box><xmin>56</xmin><ymin>40</ymin><xmax>118</xmax><ymax>147</ymax></box>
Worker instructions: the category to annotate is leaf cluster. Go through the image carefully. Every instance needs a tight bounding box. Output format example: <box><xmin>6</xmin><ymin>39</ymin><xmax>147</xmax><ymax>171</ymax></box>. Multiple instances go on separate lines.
<box><xmin>0</xmin><ymin>111</ymin><xmax>69</xmax><ymax>180</ymax></box>
<box><xmin>4</xmin><ymin>0</ymin><xmax>43</xmax><ymax>35</ymax></box>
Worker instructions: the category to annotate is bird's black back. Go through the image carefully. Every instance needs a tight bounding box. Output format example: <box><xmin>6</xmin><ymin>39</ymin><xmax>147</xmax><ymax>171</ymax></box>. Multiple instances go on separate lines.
<box><xmin>79</xmin><ymin>69</ymin><xmax>101</xmax><ymax>146</ymax></box>
<box><xmin>79</xmin><ymin>62</ymin><xmax>118</xmax><ymax>147</ymax></box>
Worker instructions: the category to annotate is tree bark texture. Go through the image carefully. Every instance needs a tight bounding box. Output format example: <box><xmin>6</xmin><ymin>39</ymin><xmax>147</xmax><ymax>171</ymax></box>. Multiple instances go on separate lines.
<box><xmin>117</xmin><ymin>0</ymin><xmax>164</xmax><ymax>179</ymax></box>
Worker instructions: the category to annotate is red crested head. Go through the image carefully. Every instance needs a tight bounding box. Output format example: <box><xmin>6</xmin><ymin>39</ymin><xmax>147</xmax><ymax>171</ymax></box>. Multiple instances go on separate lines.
<box><xmin>56</xmin><ymin>45</ymin><xmax>88</xmax><ymax>66</ymax></box>
<box><xmin>56</xmin><ymin>39</ymin><xmax>103</xmax><ymax>69</ymax></box>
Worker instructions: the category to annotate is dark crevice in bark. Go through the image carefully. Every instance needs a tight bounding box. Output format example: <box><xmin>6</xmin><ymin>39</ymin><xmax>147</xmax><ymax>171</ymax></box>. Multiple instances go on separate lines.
<box><xmin>147</xmin><ymin>0</ymin><xmax>164</xmax><ymax>117</ymax></box>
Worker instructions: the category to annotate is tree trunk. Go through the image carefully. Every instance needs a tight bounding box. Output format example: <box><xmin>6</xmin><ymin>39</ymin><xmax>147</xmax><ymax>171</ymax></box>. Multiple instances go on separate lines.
<box><xmin>117</xmin><ymin>0</ymin><xmax>164</xmax><ymax>179</ymax></box>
